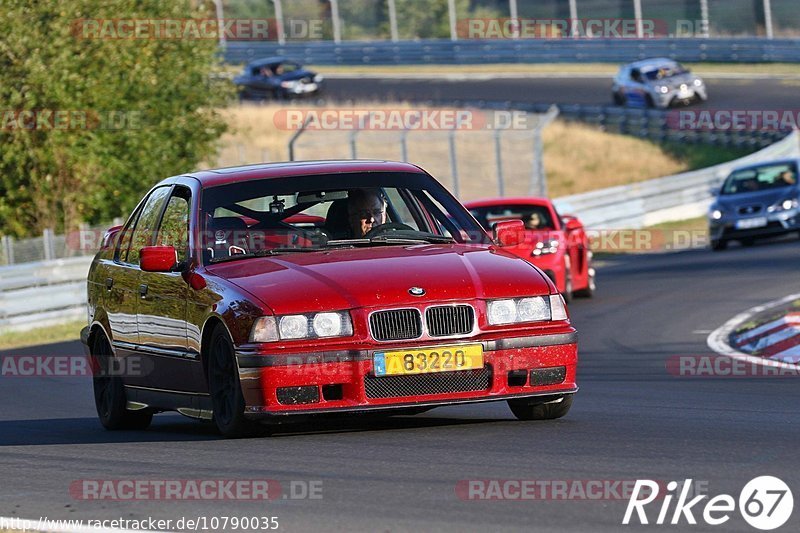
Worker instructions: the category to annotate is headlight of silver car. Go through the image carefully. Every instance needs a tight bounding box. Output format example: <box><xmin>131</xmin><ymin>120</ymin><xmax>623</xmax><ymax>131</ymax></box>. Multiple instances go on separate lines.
<box><xmin>657</xmin><ymin>85</ymin><xmax>669</xmax><ymax>94</ymax></box>
<box><xmin>693</xmin><ymin>78</ymin><xmax>703</xmax><ymax>87</ymax></box>
<box><xmin>250</xmin><ymin>312</ymin><xmax>353</xmax><ymax>342</ymax></box>
<box><xmin>487</xmin><ymin>295</ymin><xmax>567</xmax><ymax>325</ymax></box>
<box><xmin>710</xmin><ymin>209</ymin><xmax>723</xmax><ymax>220</ymax></box>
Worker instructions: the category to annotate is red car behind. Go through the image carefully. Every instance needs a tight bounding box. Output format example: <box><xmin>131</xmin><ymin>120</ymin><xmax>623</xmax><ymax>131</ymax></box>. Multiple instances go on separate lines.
<box><xmin>465</xmin><ymin>198</ymin><xmax>596</xmax><ymax>301</ymax></box>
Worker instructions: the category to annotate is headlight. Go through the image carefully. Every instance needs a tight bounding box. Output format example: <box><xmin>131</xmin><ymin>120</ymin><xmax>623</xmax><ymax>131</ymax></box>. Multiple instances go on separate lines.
<box><xmin>710</xmin><ymin>209</ymin><xmax>723</xmax><ymax>220</ymax></box>
<box><xmin>768</xmin><ymin>198</ymin><xmax>799</xmax><ymax>212</ymax></box>
<box><xmin>657</xmin><ymin>85</ymin><xmax>669</xmax><ymax>94</ymax></box>
<box><xmin>693</xmin><ymin>78</ymin><xmax>703</xmax><ymax>87</ymax></box>
<box><xmin>280</xmin><ymin>80</ymin><xmax>298</xmax><ymax>88</ymax></box>
<box><xmin>532</xmin><ymin>239</ymin><xmax>560</xmax><ymax>256</ymax></box>
<box><xmin>250</xmin><ymin>312</ymin><xmax>353</xmax><ymax>342</ymax></box>
<box><xmin>487</xmin><ymin>296</ymin><xmax>567</xmax><ymax>325</ymax></box>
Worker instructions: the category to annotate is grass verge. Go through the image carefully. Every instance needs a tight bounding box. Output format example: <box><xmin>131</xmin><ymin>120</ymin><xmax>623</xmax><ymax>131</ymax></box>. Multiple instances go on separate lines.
<box><xmin>0</xmin><ymin>320</ymin><xmax>84</xmax><ymax>351</ymax></box>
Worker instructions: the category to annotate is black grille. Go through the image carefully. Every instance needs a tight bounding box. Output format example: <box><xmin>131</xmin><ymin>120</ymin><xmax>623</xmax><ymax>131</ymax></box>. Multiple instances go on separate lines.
<box><xmin>738</xmin><ymin>205</ymin><xmax>763</xmax><ymax>215</ymax></box>
<box><xmin>370</xmin><ymin>309</ymin><xmax>422</xmax><ymax>341</ymax></box>
<box><xmin>364</xmin><ymin>367</ymin><xmax>491</xmax><ymax>399</ymax></box>
<box><xmin>425</xmin><ymin>305</ymin><xmax>474</xmax><ymax>337</ymax></box>
<box><xmin>530</xmin><ymin>366</ymin><xmax>567</xmax><ymax>386</ymax></box>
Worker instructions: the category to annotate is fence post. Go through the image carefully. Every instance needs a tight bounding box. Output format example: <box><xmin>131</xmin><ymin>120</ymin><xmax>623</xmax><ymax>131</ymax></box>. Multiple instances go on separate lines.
<box><xmin>633</xmin><ymin>0</ymin><xmax>644</xmax><ymax>38</ymax></box>
<box><xmin>287</xmin><ymin>115</ymin><xmax>313</xmax><ymax>161</ymax></box>
<box><xmin>329</xmin><ymin>0</ymin><xmax>342</xmax><ymax>43</ymax></box>
<box><xmin>529</xmin><ymin>106</ymin><xmax>559</xmax><ymax>197</ymax></box>
<box><xmin>448</xmin><ymin>129</ymin><xmax>460</xmax><ymax>197</ymax></box>
<box><xmin>400</xmin><ymin>129</ymin><xmax>409</xmax><ymax>162</ymax></box>
<box><xmin>699</xmin><ymin>0</ymin><xmax>710</xmax><ymax>38</ymax></box>
<box><xmin>387</xmin><ymin>0</ymin><xmax>399</xmax><ymax>42</ymax></box>
<box><xmin>43</xmin><ymin>228</ymin><xmax>55</xmax><ymax>261</ymax></box>
<box><xmin>447</xmin><ymin>0</ymin><xmax>458</xmax><ymax>41</ymax></box>
<box><xmin>763</xmin><ymin>0</ymin><xmax>774</xmax><ymax>39</ymax></box>
<box><xmin>494</xmin><ymin>128</ymin><xmax>505</xmax><ymax>197</ymax></box>
<box><xmin>270</xmin><ymin>0</ymin><xmax>286</xmax><ymax>45</ymax></box>
<box><xmin>2</xmin><ymin>235</ymin><xmax>14</xmax><ymax>265</ymax></box>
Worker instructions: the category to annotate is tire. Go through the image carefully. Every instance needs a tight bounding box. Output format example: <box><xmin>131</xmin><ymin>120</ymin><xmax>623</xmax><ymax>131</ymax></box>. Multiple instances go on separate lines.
<box><xmin>574</xmin><ymin>266</ymin><xmax>596</xmax><ymax>299</ymax></box>
<box><xmin>710</xmin><ymin>239</ymin><xmax>728</xmax><ymax>251</ymax></box>
<box><xmin>613</xmin><ymin>92</ymin><xmax>625</xmax><ymax>106</ymax></box>
<box><xmin>92</xmin><ymin>332</ymin><xmax>153</xmax><ymax>430</ymax></box>
<box><xmin>645</xmin><ymin>94</ymin><xmax>655</xmax><ymax>108</ymax></box>
<box><xmin>740</xmin><ymin>238</ymin><xmax>756</xmax><ymax>247</ymax></box>
<box><xmin>208</xmin><ymin>324</ymin><xmax>260</xmax><ymax>438</ymax></box>
<box><xmin>508</xmin><ymin>395</ymin><xmax>574</xmax><ymax>421</ymax></box>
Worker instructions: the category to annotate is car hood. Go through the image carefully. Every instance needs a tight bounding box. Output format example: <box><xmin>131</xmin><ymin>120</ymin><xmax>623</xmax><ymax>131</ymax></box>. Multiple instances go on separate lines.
<box><xmin>648</xmin><ymin>73</ymin><xmax>696</xmax><ymax>88</ymax></box>
<box><xmin>715</xmin><ymin>186</ymin><xmax>796</xmax><ymax>210</ymax></box>
<box><xmin>206</xmin><ymin>244</ymin><xmax>550</xmax><ymax>315</ymax></box>
<box><xmin>280</xmin><ymin>69</ymin><xmax>317</xmax><ymax>82</ymax></box>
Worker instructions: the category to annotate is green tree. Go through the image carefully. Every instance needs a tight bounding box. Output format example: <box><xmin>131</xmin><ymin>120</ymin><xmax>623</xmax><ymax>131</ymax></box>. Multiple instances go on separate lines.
<box><xmin>0</xmin><ymin>0</ymin><xmax>230</xmax><ymax>238</ymax></box>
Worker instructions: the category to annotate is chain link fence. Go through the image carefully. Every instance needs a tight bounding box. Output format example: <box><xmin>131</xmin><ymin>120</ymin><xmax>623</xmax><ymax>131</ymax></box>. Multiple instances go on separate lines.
<box><xmin>221</xmin><ymin>0</ymin><xmax>800</xmax><ymax>42</ymax></box>
<box><xmin>0</xmin><ymin>221</ymin><xmax>121</xmax><ymax>266</ymax></box>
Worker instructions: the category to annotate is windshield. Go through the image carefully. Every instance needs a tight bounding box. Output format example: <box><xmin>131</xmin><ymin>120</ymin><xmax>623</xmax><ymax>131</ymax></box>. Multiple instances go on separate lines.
<box><xmin>469</xmin><ymin>204</ymin><xmax>556</xmax><ymax>231</ymax></box>
<box><xmin>643</xmin><ymin>63</ymin><xmax>688</xmax><ymax>81</ymax></box>
<box><xmin>201</xmin><ymin>171</ymin><xmax>488</xmax><ymax>263</ymax></box>
<box><xmin>721</xmin><ymin>163</ymin><xmax>798</xmax><ymax>195</ymax></box>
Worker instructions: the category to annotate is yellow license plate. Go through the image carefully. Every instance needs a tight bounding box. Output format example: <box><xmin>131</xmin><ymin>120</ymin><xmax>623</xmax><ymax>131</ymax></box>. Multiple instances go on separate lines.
<box><xmin>373</xmin><ymin>344</ymin><xmax>484</xmax><ymax>377</ymax></box>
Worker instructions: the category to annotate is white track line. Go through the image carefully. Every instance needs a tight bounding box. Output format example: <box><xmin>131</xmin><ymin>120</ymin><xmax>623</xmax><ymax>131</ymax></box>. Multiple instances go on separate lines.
<box><xmin>707</xmin><ymin>292</ymin><xmax>800</xmax><ymax>371</ymax></box>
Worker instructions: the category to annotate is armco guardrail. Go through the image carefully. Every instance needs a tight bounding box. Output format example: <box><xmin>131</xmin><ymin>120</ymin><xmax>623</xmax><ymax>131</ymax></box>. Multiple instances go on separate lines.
<box><xmin>224</xmin><ymin>38</ymin><xmax>800</xmax><ymax>66</ymax></box>
<box><xmin>0</xmin><ymin>256</ymin><xmax>91</xmax><ymax>331</ymax></box>
<box><xmin>554</xmin><ymin>129</ymin><xmax>800</xmax><ymax>229</ymax></box>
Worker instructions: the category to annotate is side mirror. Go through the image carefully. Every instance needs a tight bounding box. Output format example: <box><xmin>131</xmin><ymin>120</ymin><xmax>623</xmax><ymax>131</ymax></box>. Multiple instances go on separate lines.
<box><xmin>563</xmin><ymin>216</ymin><xmax>582</xmax><ymax>232</ymax></box>
<box><xmin>494</xmin><ymin>220</ymin><xmax>525</xmax><ymax>247</ymax></box>
<box><xmin>140</xmin><ymin>246</ymin><xmax>178</xmax><ymax>272</ymax></box>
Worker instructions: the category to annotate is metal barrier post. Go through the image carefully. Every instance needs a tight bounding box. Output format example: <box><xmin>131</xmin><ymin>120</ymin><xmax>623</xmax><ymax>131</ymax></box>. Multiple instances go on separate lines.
<box><xmin>699</xmin><ymin>0</ymin><xmax>710</xmax><ymax>38</ymax></box>
<box><xmin>448</xmin><ymin>129</ymin><xmax>460</xmax><ymax>197</ymax></box>
<box><xmin>2</xmin><ymin>235</ymin><xmax>14</xmax><ymax>265</ymax></box>
<box><xmin>633</xmin><ymin>0</ymin><xmax>644</xmax><ymax>38</ymax></box>
<box><xmin>271</xmin><ymin>0</ymin><xmax>286</xmax><ymax>45</ymax></box>
<box><xmin>388</xmin><ymin>0</ymin><xmax>399</xmax><ymax>42</ymax></box>
<box><xmin>43</xmin><ymin>228</ymin><xmax>55</xmax><ymax>261</ymax></box>
<box><xmin>763</xmin><ymin>0</ymin><xmax>774</xmax><ymax>39</ymax></box>
<box><xmin>330</xmin><ymin>0</ymin><xmax>342</xmax><ymax>43</ymax></box>
<box><xmin>529</xmin><ymin>106</ymin><xmax>559</xmax><ymax>197</ymax></box>
<box><xmin>448</xmin><ymin>0</ymin><xmax>458</xmax><ymax>41</ymax></box>
<box><xmin>400</xmin><ymin>129</ymin><xmax>409</xmax><ymax>162</ymax></box>
<box><xmin>494</xmin><ymin>128</ymin><xmax>505</xmax><ymax>196</ymax></box>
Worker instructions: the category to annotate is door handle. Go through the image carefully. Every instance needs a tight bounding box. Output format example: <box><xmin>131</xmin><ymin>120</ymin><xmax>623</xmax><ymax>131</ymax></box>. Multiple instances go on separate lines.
<box><xmin>139</xmin><ymin>284</ymin><xmax>148</xmax><ymax>297</ymax></box>
<box><xmin>105</xmin><ymin>278</ymin><xmax>114</xmax><ymax>290</ymax></box>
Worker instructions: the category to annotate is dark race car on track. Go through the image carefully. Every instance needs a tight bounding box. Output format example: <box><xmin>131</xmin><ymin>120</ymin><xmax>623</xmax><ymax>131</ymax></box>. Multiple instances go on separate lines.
<box><xmin>81</xmin><ymin>161</ymin><xmax>578</xmax><ymax>437</ymax></box>
<box><xmin>233</xmin><ymin>57</ymin><xmax>323</xmax><ymax>100</ymax></box>
<box><xmin>708</xmin><ymin>159</ymin><xmax>800</xmax><ymax>250</ymax></box>
<box><xmin>465</xmin><ymin>198</ymin><xmax>595</xmax><ymax>302</ymax></box>
<box><xmin>612</xmin><ymin>58</ymin><xmax>707</xmax><ymax>108</ymax></box>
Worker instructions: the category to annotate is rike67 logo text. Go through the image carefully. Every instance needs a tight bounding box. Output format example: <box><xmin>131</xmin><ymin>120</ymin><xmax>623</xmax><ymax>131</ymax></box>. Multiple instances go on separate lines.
<box><xmin>623</xmin><ymin>477</ymin><xmax>793</xmax><ymax>530</ymax></box>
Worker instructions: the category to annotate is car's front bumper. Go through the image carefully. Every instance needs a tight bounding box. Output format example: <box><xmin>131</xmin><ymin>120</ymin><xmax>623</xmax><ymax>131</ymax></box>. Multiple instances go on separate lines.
<box><xmin>236</xmin><ymin>331</ymin><xmax>578</xmax><ymax>417</ymax></box>
<box><xmin>709</xmin><ymin>209</ymin><xmax>800</xmax><ymax>241</ymax></box>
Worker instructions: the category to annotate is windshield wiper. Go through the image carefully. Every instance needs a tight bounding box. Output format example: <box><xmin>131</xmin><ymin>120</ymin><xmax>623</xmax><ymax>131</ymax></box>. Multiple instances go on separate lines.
<box><xmin>209</xmin><ymin>247</ymin><xmax>326</xmax><ymax>263</ymax></box>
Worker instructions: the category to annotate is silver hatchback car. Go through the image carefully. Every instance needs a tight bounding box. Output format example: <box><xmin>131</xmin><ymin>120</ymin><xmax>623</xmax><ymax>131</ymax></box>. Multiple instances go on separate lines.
<box><xmin>612</xmin><ymin>58</ymin><xmax>707</xmax><ymax>109</ymax></box>
<box><xmin>708</xmin><ymin>160</ymin><xmax>800</xmax><ymax>250</ymax></box>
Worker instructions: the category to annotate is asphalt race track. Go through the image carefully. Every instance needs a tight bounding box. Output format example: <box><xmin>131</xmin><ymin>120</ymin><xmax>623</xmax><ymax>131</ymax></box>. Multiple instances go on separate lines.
<box><xmin>2</xmin><ymin>238</ymin><xmax>799</xmax><ymax>532</ymax></box>
<box><xmin>324</xmin><ymin>75</ymin><xmax>800</xmax><ymax>110</ymax></box>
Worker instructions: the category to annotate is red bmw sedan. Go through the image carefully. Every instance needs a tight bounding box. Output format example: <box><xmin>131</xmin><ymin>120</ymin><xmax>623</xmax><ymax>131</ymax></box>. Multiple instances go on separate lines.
<box><xmin>82</xmin><ymin>161</ymin><xmax>578</xmax><ymax>437</ymax></box>
<box><xmin>465</xmin><ymin>198</ymin><xmax>596</xmax><ymax>302</ymax></box>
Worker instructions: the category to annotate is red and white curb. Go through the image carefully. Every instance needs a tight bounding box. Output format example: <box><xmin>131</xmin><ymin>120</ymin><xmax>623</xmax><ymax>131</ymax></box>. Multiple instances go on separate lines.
<box><xmin>732</xmin><ymin>312</ymin><xmax>800</xmax><ymax>362</ymax></box>
<box><xmin>708</xmin><ymin>293</ymin><xmax>800</xmax><ymax>368</ymax></box>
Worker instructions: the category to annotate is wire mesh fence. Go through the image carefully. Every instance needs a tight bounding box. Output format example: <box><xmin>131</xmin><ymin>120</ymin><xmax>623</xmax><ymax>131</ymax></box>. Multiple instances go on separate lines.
<box><xmin>0</xmin><ymin>222</ymin><xmax>121</xmax><ymax>266</ymax></box>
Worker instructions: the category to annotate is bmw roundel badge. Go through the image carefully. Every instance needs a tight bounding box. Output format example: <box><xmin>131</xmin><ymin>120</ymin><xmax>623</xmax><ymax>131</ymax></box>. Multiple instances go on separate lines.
<box><xmin>409</xmin><ymin>287</ymin><xmax>426</xmax><ymax>296</ymax></box>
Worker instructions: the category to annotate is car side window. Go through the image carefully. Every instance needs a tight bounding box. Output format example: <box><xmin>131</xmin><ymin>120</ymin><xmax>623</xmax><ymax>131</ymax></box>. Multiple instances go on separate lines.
<box><xmin>116</xmin><ymin>206</ymin><xmax>143</xmax><ymax>263</ymax></box>
<box><xmin>125</xmin><ymin>186</ymin><xmax>171</xmax><ymax>266</ymax></box>
<box><xmin>156</xmin><ymin>187</ymin><xmax>191</xmax><ymax>264</ymax></box>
